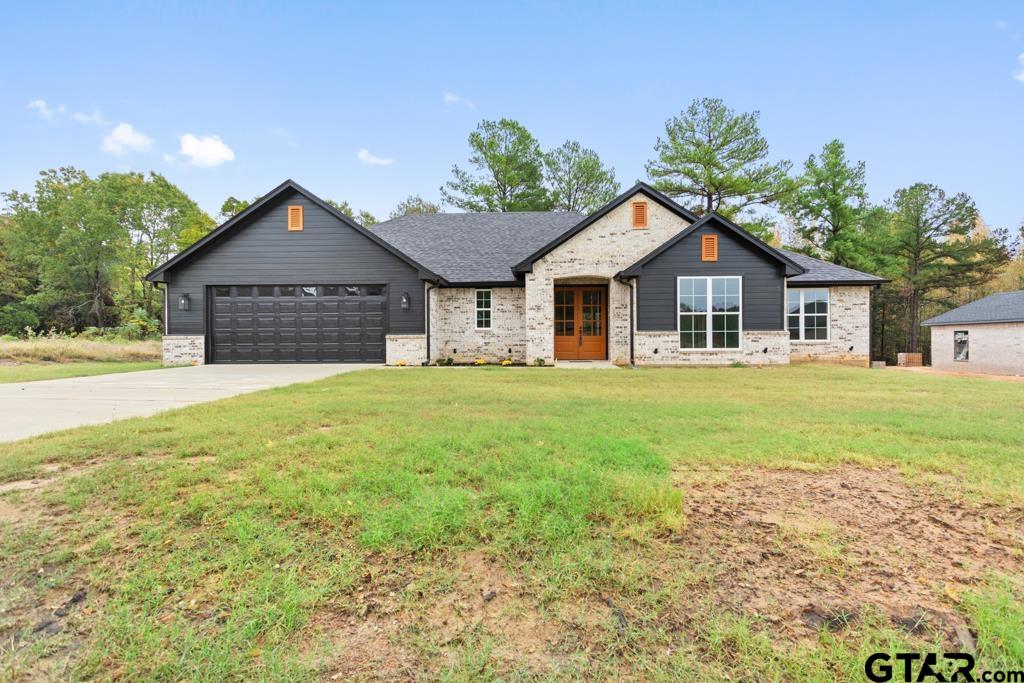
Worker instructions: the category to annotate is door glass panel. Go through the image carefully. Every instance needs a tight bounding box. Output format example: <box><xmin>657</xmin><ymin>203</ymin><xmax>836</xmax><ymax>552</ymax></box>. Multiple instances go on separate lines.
<box><xmin>235</xmin><ymin>286</ymin><xmax>253</xmax><ymax>297</ymax></box>
<box><xmin>321</xmin><ymin>285</ymin><xmax>339</xmax><ymax>296</ymax></box>
<box><xmin>344</xmin><ymin>286</ymin><xmax>361</xmax><ymax>296</ymax></box>
<box><xmin>258</xmin><ymin>286</ymin><xmax>275</xmax><ymax>297</ymax></box>
<box><xmin>301</xmin><ymin>286</ymin><xmax>318</xmax><ymax>297</ymax></box>
<box><xmin>581</xmin><ymin>290</ymin><xmax>601</xmax><ymax>337</ymax></box>
<box><xmin>214</xmin><ymin>286</ymin><xmax>231</xmax><ymax>298</ymax></box>
<box><xmin>279</xmin><ymin>286</ymin><xmax>296</xmax><ymax>297</ymax></box>
<box><xmin>554</xmin><ymin>290</ymin><xmax>574</xmax><ymax>336</ymax></box>
<box><xmin>364</xmin><ymin>285</ymin><xmax>385</xmax><ymax>296</ymax></box>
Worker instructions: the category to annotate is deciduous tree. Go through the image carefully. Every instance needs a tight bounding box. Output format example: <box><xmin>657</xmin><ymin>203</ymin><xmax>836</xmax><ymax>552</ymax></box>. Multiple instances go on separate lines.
<box><xmin>389</xmin><ymin>195</ymin><xmax>440</xmax><ymax>219</ymax></box>
<box><xmin>441</xmin><ymin>118</ymin><xmax>550</xmax><ymax>212</ymax></box>
<box><xmin>544</xmin><ymin>140</ymin><xmax>619</xmax><ymax>214</ymax></box>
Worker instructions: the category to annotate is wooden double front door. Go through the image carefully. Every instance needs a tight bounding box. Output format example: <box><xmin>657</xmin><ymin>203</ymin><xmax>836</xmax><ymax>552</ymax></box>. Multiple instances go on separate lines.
<box><xmin>553</xmin><ymin>286</ymin><xmax>607</xmax><ymax>360</ymax></box>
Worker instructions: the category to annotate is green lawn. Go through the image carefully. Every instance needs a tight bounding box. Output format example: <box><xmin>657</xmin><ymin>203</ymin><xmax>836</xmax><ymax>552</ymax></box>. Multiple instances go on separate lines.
<box><xmin>1</xmin><ymin>366</ymin><xmax>1022</xmax><ymax>680</ymax></box>
<box><xmin>0</xmin><ymin>360</ymin><xmax>163</xmax><ymax>383</ymax></box>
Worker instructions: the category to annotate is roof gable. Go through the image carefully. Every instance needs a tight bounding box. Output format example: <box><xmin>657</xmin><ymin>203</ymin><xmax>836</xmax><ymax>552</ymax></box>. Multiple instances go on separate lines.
<box><xmin>146</xmin><ymin>179</ymin><xmax>440</xmax><ymax>283</ymax></box>
<box><xmin>618</xmin><ymin>212</ymin><xmax>804</xmax><ymax>278</ymax></box>
<box><xmin>923</xmin><ymin>290</ymin><xmax>1024</xmax><ymax>326</ymax></box>
<box><xmin>512</xmin><ymin>182</ymin><xmax>700</xmax><ymax>274</ymax></box>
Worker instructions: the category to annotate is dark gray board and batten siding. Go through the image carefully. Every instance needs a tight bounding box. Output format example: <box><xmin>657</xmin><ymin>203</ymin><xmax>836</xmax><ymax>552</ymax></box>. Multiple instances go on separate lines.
<box><xmin>633</xmin><ymin>224</ymin><xmax>787</xmax><ymax>331</ymax></box>
<box><xmin>164</xmin><ymin>190</ymin><xmax>425</xmax><ymax>337</ymax></box>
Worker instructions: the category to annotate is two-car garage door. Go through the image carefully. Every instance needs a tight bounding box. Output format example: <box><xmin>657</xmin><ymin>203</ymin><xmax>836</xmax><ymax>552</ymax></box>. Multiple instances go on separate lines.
<box><xmin>210</xmin><ymin>285</ymin><xmax>386</xmax><ymax>363</ymax></box>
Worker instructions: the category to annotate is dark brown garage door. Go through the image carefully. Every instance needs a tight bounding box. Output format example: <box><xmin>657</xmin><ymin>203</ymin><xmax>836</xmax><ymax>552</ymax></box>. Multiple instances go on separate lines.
<box><xmin>210</xmin><ymin>285</ymin><xmax>386</xmax><ymax>363</ymax></box>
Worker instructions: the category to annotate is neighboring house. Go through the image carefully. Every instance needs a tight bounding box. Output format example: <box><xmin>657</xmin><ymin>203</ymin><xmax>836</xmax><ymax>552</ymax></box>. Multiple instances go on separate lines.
<box><xmin>922</xmin><ymin>291</ymin><xmax>1024</xmax><ymax>376</ymax></box>
<box><xmin>146</xmin><ymin>179</ymin><xmax>886</xmax><ymax>366</ymax></box>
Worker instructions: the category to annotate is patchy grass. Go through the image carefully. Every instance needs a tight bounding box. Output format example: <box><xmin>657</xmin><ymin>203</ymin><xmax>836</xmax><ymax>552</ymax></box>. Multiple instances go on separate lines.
<box><xmin>0</xmin><ymin>365</ymin><xmax>1022</xmax><ymax>680</ymax></box>
<box><xmin>0</xmin><ymin>337</ymin><xmax>161</xmax><ymax>363</ymax></box>
<box><xmin>0</xmin><ymin>361</ymin><xmax>162</xmax><ymax>383</ymax></box>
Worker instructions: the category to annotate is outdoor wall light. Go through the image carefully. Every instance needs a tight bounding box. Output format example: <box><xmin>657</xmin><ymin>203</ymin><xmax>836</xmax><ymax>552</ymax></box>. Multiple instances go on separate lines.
<box><xmin>401</xmin><ymin>292</ymin><xmax>410</xmax><ymax>310</ymax></box>
<box><xmin>178</xmin><ymin>293</ymin><xmax>191</xmax><ymax>311</ymax></box>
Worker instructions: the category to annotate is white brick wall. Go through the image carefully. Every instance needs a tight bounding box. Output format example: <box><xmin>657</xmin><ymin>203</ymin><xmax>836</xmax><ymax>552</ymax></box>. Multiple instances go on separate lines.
<box><xmin>634</xmin><ymin>330</ymin><xmax>790</xmax><ymax>365</ymax></box>
<box><xmin>930</xmin><ymin>322</ymin><xmax>1024</xmax><ymax>376</ymax></box>
<box><xmin>429</xmin><ymin>287</ymin><xmax>526</xmax><ymax>363</ymax></box>
<box><xmin>789</xmin><ymin>285</ymin><xmax>871</xmax><ymax>367</ymax></box>
<box><xmin>162</xmin><ymin>335</ymin><xmax>204</xmax><ymax>365</ymax></box>
<box><xmin>385</xmin><ymin>335</ymin><xmax>427</xmax><ymax>366</ymax></box>
<box><xmin>525</xmin><ymin>193</ymin><xmax>692</xmax><ymax>364</ymax></box>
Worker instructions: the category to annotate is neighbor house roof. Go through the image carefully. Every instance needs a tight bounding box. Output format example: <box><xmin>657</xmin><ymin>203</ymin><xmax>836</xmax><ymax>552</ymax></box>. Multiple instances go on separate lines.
<box><xmin>372</xmin><ymin>211</ymin><xmax>583</xmax><ymax>284</ymax></box>
<box><xmin>779</xmin><ymin>250</ymin><xmax>889</xmax><ymax>286</ymax></box>
<box><xmin>617</xmin><ymin>212</ymin><xmax>805</xmax><ymax>278</ymax></box>
<box><xmin>922</xmin><ymin>290</ymin><xmax>1024</xmax><ymax>326</ymax></box>
<box><xmin>145</xmin><ymin>179</ymin><xmax>441</xmax><ymax>283</ymax></box>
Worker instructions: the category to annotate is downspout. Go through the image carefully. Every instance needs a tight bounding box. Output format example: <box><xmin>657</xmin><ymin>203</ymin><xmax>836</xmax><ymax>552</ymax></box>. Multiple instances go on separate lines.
<box><xmin>628</xmin><ymin>277</ymin><xmax>636</xmax><ymax>366</ymax></box>
<box><xmin>424</xmin><ymin>281</ymin><xmax>436</xmax><ymax>366</ymax></box>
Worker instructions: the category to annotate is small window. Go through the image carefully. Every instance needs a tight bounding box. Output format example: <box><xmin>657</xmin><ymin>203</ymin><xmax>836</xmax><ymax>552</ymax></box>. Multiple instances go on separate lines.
<box><xmin>258</xmin><ymin>286</ymin><xmax>275</xmax><ymax>297</ymax></box>
<box><xmin>301</xmin><ymin>286</ymin><xmax>318</xmax><ymax>297</ymax></box>
<box><xmin>787</xmin><ymin>288</ymin><xmax>829</xmax><ymax>342</ymax></box>
<box><xmin>476</xmin><ymin>289</ymin><xmax>492</xmax><ymax>329</ymax></box>
<box><xmin>287</xmin><ymin>205</ymin><xmax>303</xmax><ymax>231</ymax></box>
<box><xmin>279</xmin><ymin>285</ymin><xmax>296</xmax><ymax>297</ymax></box>
<box><xmin>954</xmin><ymin>330</ymin><xmax>969</xmax><ymax>362</ymax></box>
<box><xmin>344</xmin><ymin>286</ymin><xmax>361</xmax><ymax>296</ymax></box>
<box><xmin>631</xmin><ymin>202</ymin><xmax>648</xmax><ymax>228</ymax></box>
<box><xmin>235</xmin><ymin>286</ymin><xmax>253</xmax><ymax>297</ymax></box>
<box><xmin>364</xmin><ymin>285</ymin><xmax>385</xmax><ymax>296</ymax></box>
<box><xmin>701</xmin><ymin>234</ymin><xmax>718</xmax><ymax>262</ymax></box>
<box><xmin>214</xmin><ymin>286</ymin><xmax>231</xmax><ymax>298</ymax></box>
<box><xmin>321</xmin><ymin>285</ymin><xmax>339</xmax><ymax>297</ymax></box>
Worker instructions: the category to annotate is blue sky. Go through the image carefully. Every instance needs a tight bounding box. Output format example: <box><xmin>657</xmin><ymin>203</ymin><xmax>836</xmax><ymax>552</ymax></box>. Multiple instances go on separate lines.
<box><xmin>2</xmin><ymin>1</ymin><xmax>1022</xmax><ymax>230</ymax></box>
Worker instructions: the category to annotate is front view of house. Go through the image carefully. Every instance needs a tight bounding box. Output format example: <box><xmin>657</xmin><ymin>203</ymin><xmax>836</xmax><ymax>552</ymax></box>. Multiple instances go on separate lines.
<box><xmin>146</xmin><ymin>180</ymin><xmax>885</xmax><ymax>366</ymax></box>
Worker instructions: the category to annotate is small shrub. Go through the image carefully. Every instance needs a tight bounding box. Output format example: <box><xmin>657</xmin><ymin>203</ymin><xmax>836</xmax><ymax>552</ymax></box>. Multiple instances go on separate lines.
<box><xmin>395</xmin><ymin>360</ymin><xmax>408</xmax><ymax>367</ymax></box>
<box><xmin>473</xmin><ymin>358</ymin><xmax>487</xmax><ymax>366</ymax></box>
<box><xmin>533</xmin><ymin>357</ymin><xmax>546</xmax><ymax>367</ymax></box>
<box><xmin>500</xmin><ymin>359</ymin><xmax>512</xmax><ymax>366</ymax></box>
<box><xmin>0</xmin><ymin>303</ymin><xmax>40</xmax><ymax>337</ymax></box>
<box><xmin>730</xmin><ymin>361</ymin><xmax>746</xmax><ymax>368</ymax></box>
<box><xmin>435</xmin><ymin>357</ymin><xmax>454</xmax><ymax>366</ymax></box>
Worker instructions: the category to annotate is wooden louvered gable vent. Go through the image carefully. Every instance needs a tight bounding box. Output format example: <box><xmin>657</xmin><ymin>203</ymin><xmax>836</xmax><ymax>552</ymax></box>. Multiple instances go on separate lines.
<box><xmin>631</xmin><ymin>201</ymin><xmax>648</xmax><ymax>228</ymax></box>
<box><xmin>287</xmin><ymin>205</ymin><xmax>304</xmax><ymax>231</ymax></box>
<box><xmin>701</xmin><ymin>234</ymin><xmax>718</xmax><ymax>262</ymax></box>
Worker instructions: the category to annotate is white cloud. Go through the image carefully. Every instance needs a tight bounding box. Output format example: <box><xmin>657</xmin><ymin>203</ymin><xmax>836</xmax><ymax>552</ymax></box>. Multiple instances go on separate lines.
<box><xmin>178</xmin><ymin>133</ymin><xmax>235</xmax><ymax>167</ymax></box>
<box><xmin>26</xmin><ymin>99</ymin><xmax>65</xmax><ymax>120</ymax></box>
<box><xmin>442</xmin><ymin>91</ymin><xmax>475</xmax><ymax>109</ymax></box>
<box><xmin>1014</xmin><ymin>53</ymin><xmax>1024</xmax><ymax>82</ymax></box>
<box><xmin>995</xmin><ymin>19</ymin><xmax>1008</xmax><ymax>31</ymax></box>
<box><xmin>356</xmin><ymin>148</ymin><xmax>394</xmax><ymax>166</ymax></box>
<box><xmin>102</xmin><ymin>123</ymin><xmax>153</xmax><ymax>155</ymax></box>
<box><xmin>73</xmin><ymin>110</ymin><xmax>110</xmax><ymax>126</ymax></box>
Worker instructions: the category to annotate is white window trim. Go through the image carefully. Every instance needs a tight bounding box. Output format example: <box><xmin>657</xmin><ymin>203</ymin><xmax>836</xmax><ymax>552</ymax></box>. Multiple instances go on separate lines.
<box><xmin>953</xmin><ymin>330</ymin><xmax>969</xmax><ymax>362</ymax></box>
<box><xmin>475</xmin><ymin>289</ymin><xmax>492</xmax><ymax>330</ymax></box>
<box><xmin>788</xmin><ymin>288</ymin><xmax>831</xmax><ymax>343</ymax></box>
<box><xmin>676</xmin><ymin>276</ymin><xmax>743</xmax><ymax>351</ymax></box>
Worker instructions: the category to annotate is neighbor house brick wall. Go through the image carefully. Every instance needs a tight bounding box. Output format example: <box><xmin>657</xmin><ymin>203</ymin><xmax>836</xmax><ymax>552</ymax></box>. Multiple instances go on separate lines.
<box><xmin>789</xmin><ymin>285</ymin><xmax>871</xmax><ymax>367</ymax></box>
<box><xmin>386</xmin><ymin>335</ymin><xmax>427</xmax><ymax>366</ymax></box>
<box><xmin>930</xmin><ymin>322</ymin><xmax>1024</xmax><ymax>376</ymax></box>
<box><xmin>525</xmin><ymin>193</ymin><xmax>692</xmax><ymax>364</ymax></box>
<box><xmin>634</xmin><ymin>330</ymin><xmax>790</xmax><ymax>365</ymax></box>
<box><xmin>429</xmin><ymin>287</ymin><xmax>526</xmax><ymax>363</ymax></box>
<box><xmin>162</xmin><ymin>335</ymin><xmax>204</xmax><ymax>366</ymax></box>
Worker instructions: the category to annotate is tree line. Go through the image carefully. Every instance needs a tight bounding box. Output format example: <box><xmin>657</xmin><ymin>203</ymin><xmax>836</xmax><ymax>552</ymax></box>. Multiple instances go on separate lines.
<box><xmin>2</xmin><ymin>98</ymin><xmax>1020</xmax><ymax>360</ymax></box>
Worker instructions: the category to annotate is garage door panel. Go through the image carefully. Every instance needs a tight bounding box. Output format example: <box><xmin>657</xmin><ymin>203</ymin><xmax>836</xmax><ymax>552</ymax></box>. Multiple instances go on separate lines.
<box><xmin>210</xmin><ymin>284</ymin><xmax>386</xmax><ymax>363</ymax></box>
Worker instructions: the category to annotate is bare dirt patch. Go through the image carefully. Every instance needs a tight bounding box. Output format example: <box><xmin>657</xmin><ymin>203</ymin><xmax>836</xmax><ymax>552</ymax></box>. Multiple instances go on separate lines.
<box><xmin>305</xmin><ymin>550</ymin><xmax>607</xmax><ymax>680</ymax></box>
<box><xmin>670</xmin><ymin>466</ymin><xmax>1024</xmax><ymax>645</ymax></box>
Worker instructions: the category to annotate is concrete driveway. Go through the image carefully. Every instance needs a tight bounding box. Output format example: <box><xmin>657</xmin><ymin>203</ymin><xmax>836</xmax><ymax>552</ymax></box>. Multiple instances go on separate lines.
<box><xmin>0</xmin><ymin>364</ymin><xmax>377</xmax><ymax>442</ymax></box>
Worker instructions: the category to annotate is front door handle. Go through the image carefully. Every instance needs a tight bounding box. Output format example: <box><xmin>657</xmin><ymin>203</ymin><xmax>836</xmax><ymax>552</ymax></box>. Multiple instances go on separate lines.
<box><xmin>578</xmin><ymin>329</ymin><xmax>583</xmax><ymax>345</ymax></box>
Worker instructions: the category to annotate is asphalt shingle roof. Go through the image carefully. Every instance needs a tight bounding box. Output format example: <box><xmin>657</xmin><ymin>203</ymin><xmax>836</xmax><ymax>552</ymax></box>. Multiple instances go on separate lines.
<box><xmin>371</xmin><ymin>213</ymin><xmax>887</xmax><ymax>287</ymax></box>
<box><xmin>779</xmin><ymin>250</ymin><xmax>888</xmax><ymax>285</ymax></box>
<box><xmin>922</xmin><ymin>290</ymin><xmax>1024</xmax><ymax>326</ymax></box>
<box><xmin>372</xmin><ymin>212</ymin><xmax>582</xmax><ymax>284</ymax></box>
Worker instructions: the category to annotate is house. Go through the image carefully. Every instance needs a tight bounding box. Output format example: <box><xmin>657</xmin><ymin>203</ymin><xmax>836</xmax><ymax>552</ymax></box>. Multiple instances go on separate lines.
<box><xmin>922</xmin><ymin>291</ymin><xmax>1024</xmax><ymax>376</ymax></box>
<box><xmin>145</xmin><ymin>180</ymin><xmax>887</xmax><ymax>367</ymax></box>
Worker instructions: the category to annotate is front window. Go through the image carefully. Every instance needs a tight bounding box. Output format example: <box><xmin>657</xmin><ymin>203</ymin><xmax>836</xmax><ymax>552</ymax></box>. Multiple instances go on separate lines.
<box><xmin>678</xmin><ymin>277</ymin><xmax>741</xmax><ymax>349</ymax></box>
<box><xmin>476</xmin><ymin>289</ymin><xmax>492</xmax><ymax>329</ymax></box>
<box><xmin>787</xmin><ymin>288</ymin><xmax>829</xmax><ymax>341</ymax></box>
<box><xmin>954</xmin><ymin>330</ymin><xmax>969</xmax><ymax>362</ymax></box>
